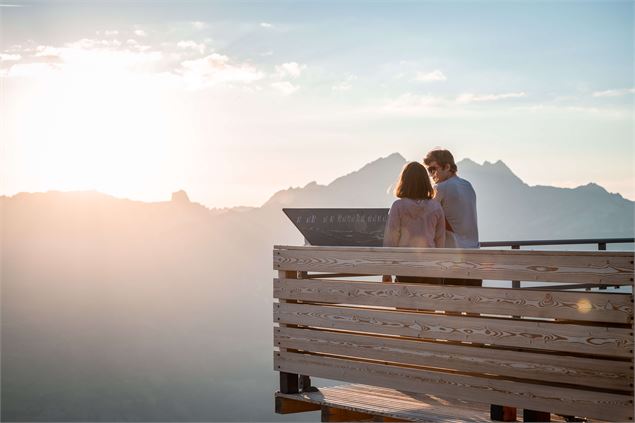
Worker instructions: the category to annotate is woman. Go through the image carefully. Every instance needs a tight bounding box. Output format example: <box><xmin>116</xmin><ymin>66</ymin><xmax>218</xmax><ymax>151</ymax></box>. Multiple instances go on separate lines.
<box><xmin>382</xmin><ymin>161</ymin><xmax>445</xmax><ymax>283</ymax></box>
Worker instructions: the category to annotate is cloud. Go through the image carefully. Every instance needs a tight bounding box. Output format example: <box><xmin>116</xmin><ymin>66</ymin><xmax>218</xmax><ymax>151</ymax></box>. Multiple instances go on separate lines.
<box><xmin>384</xmin><ymin>93</ymin><xmax>450</xmax><ymax>114</ymax></box>
<box><xmin>383</xmin><ymin>91</ymin><xmax>528</xmax><ymax>116</ymax></box>
<box><xmin>3</xmin><ymin>36</ymin><xmax>264</xmax><ymax>93</ymax></box>
<box><xmin>260</xmin><ymin>51</ymin><xmax>274</xmax><ymax>57</ymax></box>
<box><xmin>456</xmin><ymin>92</ymin><xmax>526</xmax><ymax>104</ymax></box>
<box><xmin>592</xmin><ymin>88</ymin><xmax>635</xmax><ymax>97</ymax></box>
<box><xmin>260</xmin><ymin>22</ymin><xmax>274</xmax><ymax>28</ymax></box>
<box><xmin>6</xmin><ymin>63</ymin><xmax>61</xmax><ymax>78</ymax></box>
<box><xmin>271</xmin><ymin>81</ymin><xmax>298</xmax><ymax>95</ymax></box>
<box><xmin>332</xmin><ymin>74</ymin><xmax>357</xmax><ymax>91</ymax></box>
<box><xmin>123</xmin><ymin>39</ymin><xmax>153</xmax><ymax>52</ymax></box>
<box><xmin>134</xmin><ymin>29</ymin><xmax>147</xmax><ymax>37</ymax></box>
<box><xmin>415</xmin><ymin>69</ymin><xmax>446</xmax><ymax>82</ymax></box>
<box><xmin>1</xmin><ymin>39</ymin><xmax>165</xmax><ymax>80</ymax></box>
<box><xmin>104</xmin><ymin>30</ymin><xmax>119</xmax><ymax>36</ymax></box>
<box><xmin>514</xmin><ymin>104</ymin><xmax>629</xmax><ymax>119</ymax></box>
<box><xmin>64</xmin><ymin>39</ymin><xmax>122</xmax><ymax>50</ymax></box>
<box><xmin>177</xmin><ymin>40</ymin><xmax>206</xmax><ymax>54</ymax></box>
<box><xmin>0</xmin><ymin>53</ymin><xmax>21</xmax><ymax>61</ymax></box>
<box><xmin>191</xmin><ymin>21</ymin><xmax>207</xmax><ymax>30</ymax></box>
<box><xmin>0</xmin><ymin>4</ymin><xmax>23</xmax><ymax>6</ymax></box>
<box><xmin>34</xmin><ymin>45</ymin><xmax>62</xmax><ymax>57</ymax></box>
<box><xmin>275</xmin><ymin>62</ymin><xmax>306</xmax><ymax>78</ymax></box>
<box><xmin>180</xmin><ymin>53</ymin><xmax>264</xmax><ymax>89</ymax></box>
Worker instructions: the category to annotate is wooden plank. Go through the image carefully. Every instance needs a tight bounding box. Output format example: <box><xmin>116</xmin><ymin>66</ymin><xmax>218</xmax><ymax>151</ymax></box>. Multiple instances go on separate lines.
<box><xmin>274</xmin><ymin>278</ymin><xmax>634</xmax><ymax>324</ymax></box>
<box><xmin>275</xmin><ymin>396</ymin><xmax>321</xmax><ymax>414</ymax></box>
<box><xmin>274</xmin><ymin>302</ymin><xmax>634</xmax><ymax>358</ymax></box>
<box><xmin>275</xmin><ymin>327</ymin><xmax>633</xmax><ymax>391</ymax></box>
<box><xmin>334</xmin><ymin>384</ymin><xmax>488</xmax><ymax>418</ymax></box>
<box><xmin>274</xmin><ymin>352</ymin><xmax>634</xmax><ymax>421</ymax></box>
<box><xmin>275</xmin><ymin>383</ymin><xmax>492</xmax><ymax>422</ymax></box>
<box><xmin>273</xmin><ymin>247</ymin><xmax>634</xmax><ymax>285</ymax></box>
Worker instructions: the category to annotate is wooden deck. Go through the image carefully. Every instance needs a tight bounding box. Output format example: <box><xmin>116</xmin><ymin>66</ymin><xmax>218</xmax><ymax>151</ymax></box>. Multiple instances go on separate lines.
<box><xmin>276</xmin><ymin>384</ymin><xmax>491</xmax><ymax>422</ymax></box>
<box><xmin>276</xmin><ymin>384</ymin><xmax>581</xmax><ymax>422</ymax></box>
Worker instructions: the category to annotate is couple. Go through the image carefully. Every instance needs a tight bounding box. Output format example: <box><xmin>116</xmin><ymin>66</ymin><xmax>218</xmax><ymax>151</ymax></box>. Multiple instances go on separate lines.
<box><xmin>382</xmin><ymin>148</ymin><xmax>479</xmax><ymax>286</ymax></box>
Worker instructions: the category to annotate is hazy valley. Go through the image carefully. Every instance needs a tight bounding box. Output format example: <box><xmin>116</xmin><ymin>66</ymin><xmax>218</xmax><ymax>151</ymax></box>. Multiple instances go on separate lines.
<box><xmin>2</xmin><ymin>153</ymin><xmax>633</xmax><ymax>421</ymax></box>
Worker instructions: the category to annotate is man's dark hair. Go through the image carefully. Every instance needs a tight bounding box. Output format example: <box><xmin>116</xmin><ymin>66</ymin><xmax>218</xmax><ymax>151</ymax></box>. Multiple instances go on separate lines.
<box><xmin>423</xmin><ymin>149</ymin><xmax>457</xmax><ymax>173</ymax></box>
<box><xmin>394</xmin><ymin>162</ymin><xmax>434</xmax><ymax>200</ymax></box>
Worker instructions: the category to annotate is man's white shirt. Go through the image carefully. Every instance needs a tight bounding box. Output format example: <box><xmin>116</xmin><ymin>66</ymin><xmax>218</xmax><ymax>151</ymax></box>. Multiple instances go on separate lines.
<box><xmin>434</xmin><ymin>175</ymin><xmax>479</xmax><ymax>248</ymax></box>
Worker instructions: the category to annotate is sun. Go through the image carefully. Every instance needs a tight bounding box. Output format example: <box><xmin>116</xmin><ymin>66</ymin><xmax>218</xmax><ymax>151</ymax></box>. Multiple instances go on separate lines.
<box><xmin>3</xmin><ymin>68</ymin><xmax>179</xmax><ymax>201</ymax></box>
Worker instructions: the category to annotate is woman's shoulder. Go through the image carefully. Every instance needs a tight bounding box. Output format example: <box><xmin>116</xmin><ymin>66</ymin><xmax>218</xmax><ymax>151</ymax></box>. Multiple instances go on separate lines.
<box><xmin>426</xmin><ymin>198</ymin><xmax>443</xmax><ymax>210</ymax></box>
<box><xmin>391</xmin><ymin>198</ymin><xmax>408</xmax><ymax>206</ymax></box>
<box><xmin>389</xmin><ymin>198</ymin><xmax>407</xmax><ymax>210</ymax></box>
<box><xmin>392</xmin><ymin>198</ymin><xmax>440</xmax><ymax>209</ymax></box>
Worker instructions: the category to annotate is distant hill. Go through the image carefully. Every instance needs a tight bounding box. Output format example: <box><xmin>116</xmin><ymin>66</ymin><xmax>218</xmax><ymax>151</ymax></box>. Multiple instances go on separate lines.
<box><xmin>1</xmin><ymin>155</ymin><xmax>633</xmax><ymax>421</ymax></box>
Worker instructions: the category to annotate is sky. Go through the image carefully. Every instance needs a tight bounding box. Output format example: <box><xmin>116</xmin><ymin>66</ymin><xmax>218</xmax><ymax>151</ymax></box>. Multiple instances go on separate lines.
<box><xmin>1</xmin><ymin>0</ymin><xmax>633</xmax><ymax>207</ymax></box>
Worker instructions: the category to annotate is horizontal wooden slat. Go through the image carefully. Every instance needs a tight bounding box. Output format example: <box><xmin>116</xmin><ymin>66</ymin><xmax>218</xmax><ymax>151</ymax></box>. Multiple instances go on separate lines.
<box><xmin>274</xmin><ymin>351</ymin><xmax>634</xmax><ymax>421</ymax></box>
<box><xmin>273</xmin><ymin>246</ymin><xmax>634</xmax><ymax>285</ymax></box>
<box><xmin>276</xmin><ymin>384</ymin><xmax>493</xmax><ymax>422</ymax></box>
<box><xmin>274</xmin><ymin>302</ymin><xmax>634</xmax><ymax>358</ymax></box>
<box><xmin>274</xmin><ymin>278</ymin><xmax>634</xmax><ymax>324</ymax></box>
<box><xmin>275</xmin><ymin>326</ymin><xmax>633</xmax><ymax>391</ymax></box>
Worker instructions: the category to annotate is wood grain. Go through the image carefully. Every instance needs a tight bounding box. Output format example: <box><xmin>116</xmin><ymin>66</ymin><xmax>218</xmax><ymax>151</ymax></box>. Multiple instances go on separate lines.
<box><xmin>273</xmin><ymin>247</ymin><xmax>634</xmax><ymax>285</ymax></box>
<box><xmin>274</xmin><ymin>352</ymin><xmax>634</xmax><ymax>421</ymax></box>
<box><xmin>274</xmin><ymin>278</ymin><xmax>634</xmax><ymax>324</ymax></box>
<box><xmin>274</xmin><ymin>302</ymin><xmax>634</xmax><ymax>358</ymax></box>
<box><xmin>275</xmin><ymin>383</ymin><xmax>492</xmax><ymax>422</ymax></box>
<box><xmin>275</xmin><ymin>326</ymin><xmax>633</xmax><ymax>391</ymax></box>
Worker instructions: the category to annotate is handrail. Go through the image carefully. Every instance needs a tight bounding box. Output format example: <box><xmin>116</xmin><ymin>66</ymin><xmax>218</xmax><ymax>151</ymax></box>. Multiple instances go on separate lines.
<box><xmin>478</xmin><ymin>237</ymin><xmax>633</xmax><ymax>289</ymax></box>
<box><xmin>480</xmin><ymin>237</ymin><xmax>634</xmax><ymax>250</ymax></box>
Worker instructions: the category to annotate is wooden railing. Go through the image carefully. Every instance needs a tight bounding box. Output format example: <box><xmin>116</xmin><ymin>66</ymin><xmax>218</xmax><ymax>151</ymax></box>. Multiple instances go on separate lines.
<box><xmin>480</xmin><ymin>237</ymin><xmax>634</xmax><ymax>290</ymax></box>
<box><xmin>479</xmin><ymin>237</ymin><xmax>634</xmax><ymax>250</ymax></box>
<box><xmin>273</xmin><ymin>245</ymin><xmax>634</xmax><ymax>422</ymax></box>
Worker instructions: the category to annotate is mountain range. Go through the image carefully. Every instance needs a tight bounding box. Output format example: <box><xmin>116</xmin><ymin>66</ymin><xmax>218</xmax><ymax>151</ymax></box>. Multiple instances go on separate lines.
<box><xmin>263</xmin><ymin>152</ymin><xmax>633</xmax><ymax>240</ymax></box>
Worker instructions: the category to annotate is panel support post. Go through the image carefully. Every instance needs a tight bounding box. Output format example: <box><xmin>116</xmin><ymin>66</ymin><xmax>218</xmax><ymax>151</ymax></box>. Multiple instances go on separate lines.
<box><xmin>491</xmin><ymin>405</ymin><xmax>517</xmax><ymax>421</ymax></box>
<box><xmin>279</xmin><ymin>371</ymin><xmax>299</xmax><ymax>394</ymax></box>
<box><xmin>523</xmin><ymin>409</ymin><xmax>550</xmax><ymax>422</ymax></box>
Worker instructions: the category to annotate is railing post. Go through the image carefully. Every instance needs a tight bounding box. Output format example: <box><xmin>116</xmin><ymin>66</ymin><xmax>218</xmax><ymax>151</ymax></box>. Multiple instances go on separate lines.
<box><xmin>494</xmin><ymin>245</ymin><xmax>521</xmax><ymax>419</ymax></box>
<box><xmin>278</xmin><ymin>270</ymin><xmax>300</xmax><ymax>394</ymax></box>
<box><xmin>511</xmin><ymin>245</ymin><xmax>520</xmax><ymax>289</ymax></box>
<box><xmin>598</xmin><ymin>243</ymin><xmax>608</xmax><ymax>289</ymax></box>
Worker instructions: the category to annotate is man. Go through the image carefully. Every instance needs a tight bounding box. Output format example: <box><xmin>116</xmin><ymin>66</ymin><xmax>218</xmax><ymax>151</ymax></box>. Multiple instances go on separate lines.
<box><xmin>423</xmin><ymin>148</ymin><xmax>480</xmax><ymax>286</ymax></box>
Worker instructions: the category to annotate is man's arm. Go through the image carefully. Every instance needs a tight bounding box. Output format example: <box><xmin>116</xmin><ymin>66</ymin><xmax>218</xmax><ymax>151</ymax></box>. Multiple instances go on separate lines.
<box><xmin>435</xmin><ymin>208</ymin><xmax>446</xmax><ymax>248</ymax></box>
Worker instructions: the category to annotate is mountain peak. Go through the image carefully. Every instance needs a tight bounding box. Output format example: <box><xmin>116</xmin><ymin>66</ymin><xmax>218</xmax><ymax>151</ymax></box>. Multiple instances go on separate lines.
<box><xmin>576</xmin><ymin>182</ymin><xmax>608</xmax><ymax>195</ymax></box>
<box><xmin>356</xmin><ymin>152</ymin><xmax>406</xmax><ymax>172</ymax></box>
<box><xmin>171</xmin><ymin>190</ymin><xmax>191</xmax><ymax>204</ymax></box>
<box><xmin>483</xmin><ymin>159</ymin><xmax>515</xmax><ymax>174</ymax></box>
<box><xmin>327</xmin><ymin>153</ymin><xmax>406</xmax><ymax>188</ymax></box>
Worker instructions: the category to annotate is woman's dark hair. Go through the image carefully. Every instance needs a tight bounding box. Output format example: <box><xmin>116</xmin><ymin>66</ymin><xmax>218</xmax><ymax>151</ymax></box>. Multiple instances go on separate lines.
<box><xmin>394</xmin><ymin>162</ymin><xmax>434</xmax><ymax>200</ymax></box>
